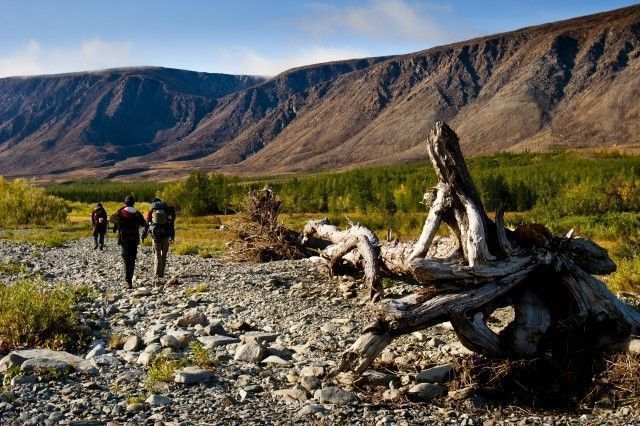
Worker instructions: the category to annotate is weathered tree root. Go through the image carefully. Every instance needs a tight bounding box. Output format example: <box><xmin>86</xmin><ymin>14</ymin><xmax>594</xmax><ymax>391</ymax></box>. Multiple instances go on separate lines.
<box><xmin>302</xmin><ymin>121</ymin><xmax>640</xmax><ymax>375</ymax></box>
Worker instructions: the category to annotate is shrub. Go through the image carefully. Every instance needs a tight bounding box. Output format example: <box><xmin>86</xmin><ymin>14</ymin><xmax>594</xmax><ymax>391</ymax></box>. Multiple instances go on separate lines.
<box><xmin>185</xmin><ymin>283</ymin><xmax>209</xmax><ymax>296</ymax></box>
<box><xmin>608</xmin><ymin>258</ymin><xmax>640</xmax><ymax>294</ymax></box>
<box><xmin>189</xmin><ymin>341</ymin><xmax>218</xmax><ymax>368</ymax></box>
<box><xmin>0</xmin><ymin>177</ymin><xmax>68</xmax><ymax>226</ymax></box>
<box><xmin>0</xmin><ymin>279</ymin><xmax>92</xmax><ymax>352</ymax></box>
<box><xmin>145</xmin><ymin>354</ymin><xmax>188</xmax><ymax>390</ymax></box>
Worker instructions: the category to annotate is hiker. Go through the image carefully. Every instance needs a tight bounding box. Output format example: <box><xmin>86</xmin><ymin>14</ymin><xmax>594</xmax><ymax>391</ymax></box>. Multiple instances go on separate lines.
<box><xmin>143</xmin><ymin>197</ymin><xmax>175</xmax><ymax>283</ymax></box>
<box><xmin>91</xmin><ymin>203</ymin><xmax>108</xmax><ymax>250</ymax></box>
<box><xmin>112</xmin><ymin>195</ymin><xmax>147</xmax><ymax>289</ymax></box>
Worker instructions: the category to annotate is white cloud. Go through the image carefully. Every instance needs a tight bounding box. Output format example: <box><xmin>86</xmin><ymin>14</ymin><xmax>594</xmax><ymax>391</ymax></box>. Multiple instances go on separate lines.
<box><xmin>0</xmin><ymin>38</ymin><xmax>136</xmax><ymax>78</ymax></box>
<box><xmin>213</xmin><ymin>45</ymin><xmax>372</xmax><ymax>76</ymax></box>
<box><xmin>302</xmin><ymin>0</ymin><xmax>453</xmax><ymax>43</ymax></box>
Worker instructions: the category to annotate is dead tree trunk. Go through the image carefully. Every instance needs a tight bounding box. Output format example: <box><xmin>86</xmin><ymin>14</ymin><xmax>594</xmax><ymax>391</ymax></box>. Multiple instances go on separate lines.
<box><xmin>301</xmin><ymin>121</ymin><xmax>640</xmax><ymax>374</ymax></box>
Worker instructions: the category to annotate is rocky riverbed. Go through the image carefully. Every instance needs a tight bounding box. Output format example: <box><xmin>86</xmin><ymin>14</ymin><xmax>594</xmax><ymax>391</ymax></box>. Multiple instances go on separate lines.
<box><xmin>0</xmin><ymin>238</ymin><xmax>637</xmax><ymax>425</ymax></box>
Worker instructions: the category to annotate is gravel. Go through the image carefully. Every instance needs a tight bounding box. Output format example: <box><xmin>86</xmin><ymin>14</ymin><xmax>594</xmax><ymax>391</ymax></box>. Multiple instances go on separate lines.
<box><xmin>0</xmin><ymin>238</ymin><xmax>637</xmax><ymax>424</ymax></box>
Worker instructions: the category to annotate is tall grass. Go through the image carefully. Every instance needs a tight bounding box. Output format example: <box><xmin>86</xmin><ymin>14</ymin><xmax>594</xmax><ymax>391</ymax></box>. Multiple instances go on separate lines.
<box><xmin>0</xmin><ymin>177</ymin><xmax>68</xmax><ymax>226</ymax></box>
<box><xmin>0</xmin><ymin>279</ymin><xmax>93</xmax><ymax>352</ymax></box>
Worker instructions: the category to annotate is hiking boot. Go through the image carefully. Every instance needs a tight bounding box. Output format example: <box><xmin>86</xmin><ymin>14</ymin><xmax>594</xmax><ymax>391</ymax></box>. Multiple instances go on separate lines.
<box><xmin>99</xmin><ymin>245</ymin><xmax>104</xmax><ymax>251</ymax></box>
<box><xmin>122</xmin><ymin>282</ymin><xmax>133</xmax><ymax>290</ymax></box>
<box><xmin>94</xmin><ymin>243</ymin><xmax>98</xmax><ymax>250</ymax></box>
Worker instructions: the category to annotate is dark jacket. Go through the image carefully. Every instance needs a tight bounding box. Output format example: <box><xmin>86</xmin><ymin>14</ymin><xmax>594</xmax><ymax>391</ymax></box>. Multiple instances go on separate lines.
<box><xmin>91</xmin><ymin>206</ymin><xmax>108</xmax><ymax>232</ymax></box>
<box><xmin>113</xmin><ymin>206</ymin><xmax>147</xmax><ymax>245</ymax></box>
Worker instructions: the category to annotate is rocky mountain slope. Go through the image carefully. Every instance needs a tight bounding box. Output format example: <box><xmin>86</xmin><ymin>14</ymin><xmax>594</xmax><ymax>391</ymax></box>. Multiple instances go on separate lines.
<box><xmin>0</xmin><ymin>68</ymin><xmax>264</xmax><ymax>178</ymax></box>
<box><xmin>1</xmin><ymin>5</ymin><xmax>639</xmax><ymax>180</ymax></box>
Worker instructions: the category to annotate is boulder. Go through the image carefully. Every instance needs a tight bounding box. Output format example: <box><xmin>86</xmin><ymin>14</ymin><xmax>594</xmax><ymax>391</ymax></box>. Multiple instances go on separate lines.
<box><xmin>174</xmin><ymin>367</ymin><xmax>214</xmax><ymax>385</ymax></box>
<box><xmin>123</xmin><ymin>335</ymin><xmax>143</xmax><ymax>352</ymax></box>
<box><xmin>313</xmin><ymin>386</ymin><xmax>357</xmax><ymax>405</ymax></box>
<box><xmin>416</xmin><ymin>363</ymin><xmax>453</xmax><ymax>383</ymax></box>
<box><xmin>177</xmin><ymin>311</ymin><xmax>207</xmax><ymax>327</ymax></box>
<box><xmin>234</xmin><ymin>342</ymin><xmax>266</xmax><ymax>364</ymax></box>
<box><xmin>407</xmin><ymin>383</ymin><xmax>447</xmax><ymax>401</ymax></box>
<box><xmin>197</xmin><ymin>335</ymin><xmax>240</xmax><ymax>349</ymax></box>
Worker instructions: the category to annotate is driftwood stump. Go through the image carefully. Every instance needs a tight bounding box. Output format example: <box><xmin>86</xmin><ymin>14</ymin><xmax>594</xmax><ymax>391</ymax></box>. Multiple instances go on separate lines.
<box><xmin>301</xmin><ymin>121</ymin><xmax>640</xmax><ymax>374</ymax></box>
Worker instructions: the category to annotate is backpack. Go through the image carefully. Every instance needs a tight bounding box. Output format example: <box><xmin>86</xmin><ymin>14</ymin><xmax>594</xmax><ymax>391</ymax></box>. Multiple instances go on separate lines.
<box><xmin>150</xmin><ymin>202</ymin><xmax>171</xmax><ymax>238</ymax></box>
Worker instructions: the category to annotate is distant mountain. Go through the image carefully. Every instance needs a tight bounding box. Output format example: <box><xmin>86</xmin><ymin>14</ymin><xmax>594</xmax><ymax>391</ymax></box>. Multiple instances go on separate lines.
<box><xmin>1</xmin><ymin>4</ymin><xmax>639</xmax><ymax>180</ymax></box>
<box><xmin>0</xmin><ymin>68</ymin><xmax>264</xmax><ymax>177</ymax></box>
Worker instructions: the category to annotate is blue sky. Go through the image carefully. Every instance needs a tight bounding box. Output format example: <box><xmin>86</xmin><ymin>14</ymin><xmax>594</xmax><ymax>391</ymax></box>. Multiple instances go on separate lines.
<box><xmin>0</xmin><ymin>0</ymin><xmax>636</xmax><ymax>77</ymax></box>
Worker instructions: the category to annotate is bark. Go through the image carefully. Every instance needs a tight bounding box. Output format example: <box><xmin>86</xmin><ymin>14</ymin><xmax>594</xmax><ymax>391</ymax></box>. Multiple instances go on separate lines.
<box><xmin>300</xmin><ymin>121</ymin><xmax>640</xmax><ymax>375</ymax></box>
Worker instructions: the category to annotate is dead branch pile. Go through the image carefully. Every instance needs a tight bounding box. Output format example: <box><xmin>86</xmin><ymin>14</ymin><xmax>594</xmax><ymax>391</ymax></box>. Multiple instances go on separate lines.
<box><xmin>226</xmin><ymin>188</ymin><xmax>311</xmax><ymax>262</ymax></box>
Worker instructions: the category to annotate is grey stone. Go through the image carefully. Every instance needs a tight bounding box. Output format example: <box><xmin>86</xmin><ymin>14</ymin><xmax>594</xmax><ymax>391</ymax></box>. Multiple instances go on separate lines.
<box><xmin>137</xmin><ymin>352</ymin><xmax>154</xmax><ymax>367</ymax></box>
<box><xmin>160</xmin><ymin>334</ymin><xmax>182</xmax><ymax>349</ymax></box>
<box><xmin>174</xmin><ymin>367</ymin><xmax>214</xmax><ymax>384</ymax></box>
<box><xmin>407</xmin><ymin>383</ymin><xmax>447</xmax><ymax>401</ymax></box>
<box><xmin>313</xmin><ymin>386</ymin><xmax>357</xmax><ymax>405</ymax></box>
<box><xmin>234</xmin><ymin>342</ymin><xmax>266</xmax><ymax>363</ymax></box>
<box><xmin>261</xmin><ymin>355</ymin><xmax>290</xmax><ymax>366</ymax></box>
<box><xmin>90</xmin><ymin>354</ymin><xmax>122</xmax><ymax>367</ymax></box>
<box><xmin>300</xmin><ymin>375</ymin><xmax>321</xmax><ymax>391</ymax></box>
<box><xmin>202</xmin><ymin>321</ymin><xmax>226</xmax><ymax>336</ymax></box>
<box><xmin>300</xmin><ymin>365</ymin><xmax>325</xmax><ymax>377</ymax></box>
<box><xmin>197</xmin><ymin>335</ymin><xmax>240</xmax><ymax>349</ymax></box>
<box><xmin>12</xmin><ymin>349</ymin><xmax>83</xmax><ymax>368</ymax></box>
<box><xmin>85</xmin><ymin>344</ymin><xmax>106</xmax><ymax>359</ymax></box>
<box><xmin>382</xmin><ymin>388</ymin><xmax>402</xmax><ymax>401</ymax></box>
<box><xmin>10</xmin><ymin>375</ymin><xmax>38</xmax><ymax>386</ymax></box>
<box><xmin>416</xmin><ymin>363</ymin><xmax>453</xmax><ymax>383</ymax></box>
<box><xmin>123</xmin><ymin>335</ymin><xmax>143</xmax><ymax>351</ymax></box>
<box><xmin>145</xmin><ymin>394</ymin><xmax>173</xmax><ymax>406</ymax></box>
<box><xmin>177</xmin><ymin>311</ymin><xmax>207</xmax><ymax>327</ymax></box>
<box><xmin>240</xmin><ymin>331</ymin><xmax>279</xmax><ymax>344</ymax></box>
<box><xmin>20</xmin><ymin>358</ymin><xmax>70</xmax><ymax>375</ymax></box>
<box><xmin>296</xmin><ymin>404</ymin><xmax>328</xmax><ymax>418</ymax></box>
<box><xmin>272</xmin><ymin>387</ymin><xmax>308</xmax><ymax>404</ymax></box>
<box><xmin>0</xmin><ymin>353</ymin><xmax>26</xmax><ymax>372</ymax></box>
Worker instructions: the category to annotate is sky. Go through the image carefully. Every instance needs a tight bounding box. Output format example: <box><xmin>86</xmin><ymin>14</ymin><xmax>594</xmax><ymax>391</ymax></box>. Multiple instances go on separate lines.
<box><xmin>0</xmin><ymin>0</ymin><xmax>637</xmax><ymax>78</ymax></box>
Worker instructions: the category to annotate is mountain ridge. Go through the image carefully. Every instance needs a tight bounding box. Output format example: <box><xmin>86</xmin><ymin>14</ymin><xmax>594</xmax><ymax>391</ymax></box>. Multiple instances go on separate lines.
<box><xmin>1</xmin><ymin>4</ymin><xmax>639</xmax><ymax>180</ymax></box>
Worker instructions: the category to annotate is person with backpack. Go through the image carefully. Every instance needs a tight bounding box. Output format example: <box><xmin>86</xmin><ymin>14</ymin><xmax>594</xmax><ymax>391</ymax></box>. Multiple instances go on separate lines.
<box><xmin>112</xmin><ymin>195</ymin><xmax>148</xmax><ymax>289</ymax></box>
<box><xmin>91</xmin><ymin>203</ymin><xmax>108</xmax><ymax>250</ymax></box>
<box><xmin>143</xmin><ymin>197</ymin><xmax>175</xmax><ymax>283</ymax></box>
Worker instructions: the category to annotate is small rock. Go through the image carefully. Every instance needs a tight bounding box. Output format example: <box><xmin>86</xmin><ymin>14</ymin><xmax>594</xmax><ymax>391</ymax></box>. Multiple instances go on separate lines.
<box><xmin>314</xmin><ymin>386</ymin><xmax>357</xmax><ymax>405</ymax></box>
<box><xmin>300</xmin><ymin>375</ymin><xmax>321</xmax><ymax>391</ymax></box>
<box><xmin>234</xmin><ymin>342</ymin><xmax>266</xmax><ymax>364</ymax></box>
<box><xmin>416</xmin><ymin>363</ymin><xmax>453</xmax><ymax>383</ymax></box>
<box><xmin>160</xmin><ymin>334</ymin><xmax>182</xmax><ymax>349</ymax></box>
<box><xmin>382</xmin><ymin>388</ymin><xmax>402</xmax><ymax>401</ymax></box>
<box><xmin>10</xmin><ymin>375</ymin><xmax>38</xmax><ymax>386</ymax></box>
<box><xmin>174</xmin><ymin>367</ymin><xmax>214</xmax><ymax>385</ymax></box>
<box><xmin>85</xmin><ymin>344</ymin><xmax>106</xmax><ymax>359</ymax></box>
<box><xmin>123</xmin><ymin>335</ymin><xmax>143</xmax><ymax>352</ymax></box>
<box><xmin>300</xmin><ymin>365</ymin><xmax>325</xmax><ymax>377</ymax></box>
<box><xmin>177</xmin><ymin>311</ymin><xmax>207</xmax><ymax>327</ymax></box>
<box><xmin>272</xmin><ymin>387</ymin><xmax>308</xmax><ymax>404</ymax></box>
<box><xmin>20</xmin><ymin>358</ymin><xmax>70</xmax><ymax>375</ymax></box>
<box><xmin>197</xmin><ymin>335</ymin><xmax>240</xmax><ymax>349</ymax></box>
<box><xmin>145</xmin><ymin>394</ymin><xmax>173</xmax><ymax>406</ymax></box>
<box><xmin>240</xmin><ymin>331</ymin><xmax>279</xmax><ymax>344</ymax></box>
<box><xmin>90</xmin><ymin>354</ymin><xmax>122</xmax><ymax>367</ymax></box>
<box><xmin>407</xmin><ymin>383</ymin><xmax>447</xmax><ymax>401</ymax></box>
<box><xmin>296</xmin><ymin>404</ymin><xmax>328</xmax><ymax>418</ymax></box>
<box><xmin>202</xmin><ymin>322</ymin><xmax>226</xmax><ymax>336</ymax></box>
<box><xmin>0</xmin><ymin>353</ymin><xmax>26</xmax><ymax>372</ymax></box>
<box><xmin>261</xmin><ymin>355</ymin><xmax>290</xmax><ymax>366</ymax></box>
